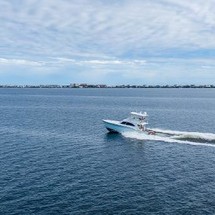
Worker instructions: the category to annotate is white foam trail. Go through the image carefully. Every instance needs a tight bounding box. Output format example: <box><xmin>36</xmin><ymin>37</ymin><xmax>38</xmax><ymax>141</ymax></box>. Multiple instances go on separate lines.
<box><xmin>122</xmin><ymin>131</ymin><xmax>215</xmax><ymax>147</ymax></box>
<box><xmin>149</xmin><ymin>128</ymin><xmax>215</xmax><ymax>142</ymax></box>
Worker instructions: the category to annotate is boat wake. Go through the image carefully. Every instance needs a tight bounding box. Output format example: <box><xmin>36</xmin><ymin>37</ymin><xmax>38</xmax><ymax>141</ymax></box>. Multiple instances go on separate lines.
<box><xmin>122</xmin><ymin>128</ymin><xmax>215</xmax><ymax>147</ymax></box>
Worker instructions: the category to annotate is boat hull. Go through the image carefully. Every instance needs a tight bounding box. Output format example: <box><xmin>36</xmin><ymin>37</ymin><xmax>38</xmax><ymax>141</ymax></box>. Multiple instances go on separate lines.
<box><xmin>103</xmin><ymin>120</ymin><xmax>137</xmax><ymax>133</ymax></box>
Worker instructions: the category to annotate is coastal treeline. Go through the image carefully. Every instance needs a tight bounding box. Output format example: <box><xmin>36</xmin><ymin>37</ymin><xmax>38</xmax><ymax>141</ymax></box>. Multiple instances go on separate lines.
<box><xmin>1</xmin><ymin>84</ymin><xmax>215</xmax><ymax>88</ymax></box>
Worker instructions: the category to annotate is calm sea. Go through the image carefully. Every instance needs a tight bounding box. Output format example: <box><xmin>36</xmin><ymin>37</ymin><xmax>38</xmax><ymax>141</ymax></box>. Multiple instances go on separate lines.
<box><xmin>0</xmin><ymin>88</ymin><xmax>215</xmax><ymax>215</ymax></box>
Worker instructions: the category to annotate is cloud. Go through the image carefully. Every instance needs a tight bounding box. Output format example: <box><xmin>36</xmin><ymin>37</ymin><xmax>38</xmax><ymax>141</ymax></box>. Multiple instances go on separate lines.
<box><xmin>1</xmin><ymin>0</ymin><xmax>215</xmax><ymax>84</ymax></box>
<box><xmin>0</xmin><ymin>56</ymin><xmax>214</xmax><ymax>85</ymax></box>
<box><xmin>0</xmin><ymin>58</ymin><xmax>43</xmax><ymax>66</ymax></box>
<box><xmin>54</xmin><ymin>58</ymin><xmax>146</xmax><ymax>66</ymax></box>
<box><xmin>2</xmin><ymin>0</ymin><xmax>215</xmax><ymax>58</ymax></box>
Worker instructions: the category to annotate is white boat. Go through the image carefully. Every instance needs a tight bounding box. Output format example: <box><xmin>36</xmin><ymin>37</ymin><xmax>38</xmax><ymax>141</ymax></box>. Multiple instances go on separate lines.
<box><xmin>103</xmin><ymin>112</ymin><xmax>156</xmax><ymax>134</ymax></box>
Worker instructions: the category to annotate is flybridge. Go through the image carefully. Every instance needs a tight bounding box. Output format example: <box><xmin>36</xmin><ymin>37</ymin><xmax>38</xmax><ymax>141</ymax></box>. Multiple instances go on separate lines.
<box><xmin>129</xmin><ymin>112</ymin><xmax>148</xmax><ymax>126</ymax></box>
<box><xmin>130</xmin><ymin>112</ymin><xmax>148</xmax><ymax>118</ymax></box>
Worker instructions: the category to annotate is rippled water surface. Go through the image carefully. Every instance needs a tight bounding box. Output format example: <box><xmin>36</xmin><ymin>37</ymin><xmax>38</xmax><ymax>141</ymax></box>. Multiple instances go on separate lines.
<box><xmin>0</xmin><ymin>88</ymin><xmax>215</xmax><ymax>215</ymax></box>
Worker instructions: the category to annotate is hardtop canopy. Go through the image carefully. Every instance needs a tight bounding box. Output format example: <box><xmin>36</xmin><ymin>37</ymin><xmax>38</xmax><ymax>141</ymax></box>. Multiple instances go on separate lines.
<box><xmin>130</xmin><ymin>111</ymin><xmax>148</xmax><ymax>118</ymax></box>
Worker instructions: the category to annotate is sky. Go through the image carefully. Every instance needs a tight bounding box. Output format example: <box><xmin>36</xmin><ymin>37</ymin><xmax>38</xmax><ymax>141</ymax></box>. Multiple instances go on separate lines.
<box><xmin>1</xmin><ymin>0</ymin><xmax>215</xmax><ymax>85</ymax></box>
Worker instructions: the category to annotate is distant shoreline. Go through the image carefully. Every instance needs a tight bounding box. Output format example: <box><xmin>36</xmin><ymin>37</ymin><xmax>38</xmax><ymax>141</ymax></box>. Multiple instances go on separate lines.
<box><xmin>0</xmin><ymin>84</ymin><xmax>215</xmax><ymax>89</ymax></box>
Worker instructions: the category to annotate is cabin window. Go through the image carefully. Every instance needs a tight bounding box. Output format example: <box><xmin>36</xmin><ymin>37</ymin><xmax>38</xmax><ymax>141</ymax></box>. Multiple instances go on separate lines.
<box><xmin>121</xmin><ymin>121</ymin><xmax>135</xmax><ymax>127</ymax></box>
<box><xmin>126</xmin><ymin>122</ymin><xmax>135</xmax><ymax>126</ymax></box>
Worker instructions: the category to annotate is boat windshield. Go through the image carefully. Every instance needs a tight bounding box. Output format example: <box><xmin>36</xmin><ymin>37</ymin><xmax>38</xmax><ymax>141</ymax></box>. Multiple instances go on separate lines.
<box><xmin>121</xmin><ymin>121</ymin><xmax>135</xmax><ymax>127</ymax></box>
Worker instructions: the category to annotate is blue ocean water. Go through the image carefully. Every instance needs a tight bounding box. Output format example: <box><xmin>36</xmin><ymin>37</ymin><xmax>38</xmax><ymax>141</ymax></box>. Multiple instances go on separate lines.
<box><xmin>0</xmin><ymin>88</ymin><xmax>215</xmax><ymax>215</ymax></box>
